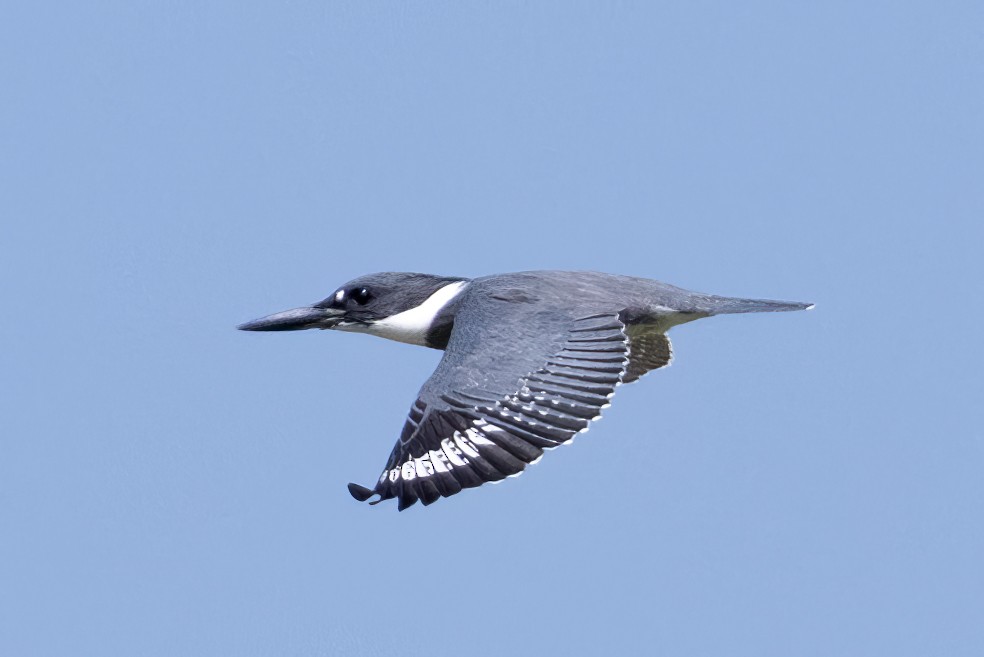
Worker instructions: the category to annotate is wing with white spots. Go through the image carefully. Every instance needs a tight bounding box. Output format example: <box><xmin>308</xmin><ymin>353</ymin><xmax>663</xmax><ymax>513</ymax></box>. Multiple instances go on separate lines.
<box><xmin>347</xmin><ymin>313</ymin><xmax>632</xmax><ymax>510</ymax></box>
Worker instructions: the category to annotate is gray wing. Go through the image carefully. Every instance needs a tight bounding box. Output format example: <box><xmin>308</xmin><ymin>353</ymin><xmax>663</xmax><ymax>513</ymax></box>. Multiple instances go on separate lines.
<box><xmin>347</xmin><ymin>303</ymin><xmax>633</xmax><ymax>510</ymax></box>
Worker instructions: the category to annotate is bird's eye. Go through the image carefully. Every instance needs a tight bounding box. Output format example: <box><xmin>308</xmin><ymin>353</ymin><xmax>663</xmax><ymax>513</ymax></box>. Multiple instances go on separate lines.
<box><xmin>351</xmin><ymin>287</ymin><xmax>372</xmax><ymax>305</ymax></box>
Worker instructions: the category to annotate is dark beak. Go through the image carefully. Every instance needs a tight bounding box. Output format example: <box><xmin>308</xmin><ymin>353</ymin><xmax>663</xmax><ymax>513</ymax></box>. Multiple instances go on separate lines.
<box><xmin>237</xmin><ymin>306</ymin><xmax>344</xmax><ymax>331</ymax></box>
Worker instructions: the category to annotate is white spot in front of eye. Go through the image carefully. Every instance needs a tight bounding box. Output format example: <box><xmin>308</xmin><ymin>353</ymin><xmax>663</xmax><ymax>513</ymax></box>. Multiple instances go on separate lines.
<box><xmin>334</xmin><ymin>290</ymin><xmax>345</xmax><ymax>303</ymax></box>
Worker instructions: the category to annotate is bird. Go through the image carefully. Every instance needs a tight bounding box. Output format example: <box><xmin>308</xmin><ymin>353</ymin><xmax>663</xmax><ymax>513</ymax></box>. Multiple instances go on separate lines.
<box><xmin>238</xmin><ymin>270</ymin><xmax>812</xmax><ymax>510</ymax></box>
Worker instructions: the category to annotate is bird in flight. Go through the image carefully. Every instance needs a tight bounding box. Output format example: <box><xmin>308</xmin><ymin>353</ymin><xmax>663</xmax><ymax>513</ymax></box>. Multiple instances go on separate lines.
<box><xmin>239</xmin><ymin>271</ymin><xmax>811</xmax><ymax>510</ymax></box>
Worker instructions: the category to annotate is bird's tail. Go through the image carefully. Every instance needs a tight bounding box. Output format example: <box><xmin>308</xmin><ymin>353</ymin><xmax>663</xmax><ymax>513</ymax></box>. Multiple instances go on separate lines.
<box><xmin>699</xmin><ymin>295</ymin><xmax>814</xmax><ymax>315</ymax></box>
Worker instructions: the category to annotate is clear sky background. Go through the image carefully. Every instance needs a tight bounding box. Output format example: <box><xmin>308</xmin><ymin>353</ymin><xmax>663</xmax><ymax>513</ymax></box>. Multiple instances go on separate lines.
<box><xmin>2</xmin><ymin>2</ymin><xmax>982</xmax><ymax>656</ymax></box>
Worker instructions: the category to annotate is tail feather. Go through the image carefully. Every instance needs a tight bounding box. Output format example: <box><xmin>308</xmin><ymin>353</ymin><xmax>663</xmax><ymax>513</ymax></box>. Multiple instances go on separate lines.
<box><xmin>700</xmin><ymin>296</ymin><xmax>814</xmax><ymax>315</ymax></box>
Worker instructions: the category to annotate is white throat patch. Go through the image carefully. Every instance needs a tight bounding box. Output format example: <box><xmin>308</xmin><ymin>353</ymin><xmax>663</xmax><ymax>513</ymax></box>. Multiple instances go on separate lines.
<box><xmin>367</xmin><ymin>280</ymin><xmax>468</xmax><ymax>346</ymax></box>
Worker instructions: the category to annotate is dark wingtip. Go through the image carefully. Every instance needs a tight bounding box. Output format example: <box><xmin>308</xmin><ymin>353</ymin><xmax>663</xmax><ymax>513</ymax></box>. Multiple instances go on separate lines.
<box><xmin>347</xmin><ymin>482</ymin><xmax>375</xmax><ymax>502</ymax></box>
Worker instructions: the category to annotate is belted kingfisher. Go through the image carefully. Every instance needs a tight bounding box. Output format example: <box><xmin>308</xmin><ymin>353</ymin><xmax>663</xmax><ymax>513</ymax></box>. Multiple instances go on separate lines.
<box><xmin>239</xmin><ymin>271</ymin><xmax>812</xmax><ymax>511</ymax></box>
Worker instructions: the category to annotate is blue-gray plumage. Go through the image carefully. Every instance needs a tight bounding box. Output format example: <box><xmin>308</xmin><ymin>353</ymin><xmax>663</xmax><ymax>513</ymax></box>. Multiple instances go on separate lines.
<box><xmin>238</xmin><ymin>271</ymin><xmax>812</xmax><ymax>510</ymax></box>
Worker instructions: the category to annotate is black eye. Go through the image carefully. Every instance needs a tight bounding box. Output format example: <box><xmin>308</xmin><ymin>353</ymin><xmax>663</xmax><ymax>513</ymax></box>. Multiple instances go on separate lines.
<box><xmin>350</xmin><ymin>287</ymin><xmax>372</xmax><ymax>305</ymax></box>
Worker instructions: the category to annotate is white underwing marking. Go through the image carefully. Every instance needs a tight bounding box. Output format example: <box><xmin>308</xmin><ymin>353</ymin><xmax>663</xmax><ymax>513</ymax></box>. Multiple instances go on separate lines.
<box><xmin>466</xmin><ymin>428</ymin><xmax>494</xmax><ymax>446</ymax></box>
<box><xmin>414</xmin><ymin>454</ymin><xmax>434</xmax><ymax>478</ymax></box>
<box><xmin>401</xmin><ymin>462</ymin><xmax>416</xmax><ymax>480</ymax></box>
<box><xmin>441</xmin><ymin>438</ymin><xmax>468</xmax><ymax>466</ymax></box>
<box><xmin>454</xmin><ymin>432</ymin><xmax>480</xmax><ymax>458</ymax></box>
<box><xmin>475</xmin><ymin>420</ymin><xmax>505</xmax><ymax>434</ymax></box>
<box><xmin>430</xmin><ymin>449</ymin><xmax>451</xmax><ymax>473</ymax></box>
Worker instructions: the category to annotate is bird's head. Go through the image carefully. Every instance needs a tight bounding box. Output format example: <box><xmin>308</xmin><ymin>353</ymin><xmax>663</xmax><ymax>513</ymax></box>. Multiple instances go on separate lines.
<box><xmin>237</xmin><ymin>272</ymin><xmax>469</xmax><ymax>346</ymax></box>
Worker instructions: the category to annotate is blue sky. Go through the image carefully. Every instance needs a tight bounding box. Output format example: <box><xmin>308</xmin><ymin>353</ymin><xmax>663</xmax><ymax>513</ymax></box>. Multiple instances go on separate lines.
<box><xmin>2</xmin><ymin>2</ymin><xmax>982</xmax><ymax>656</ymax></box>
